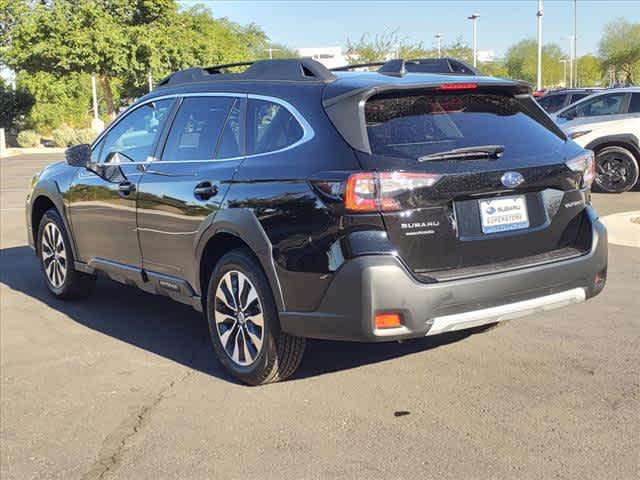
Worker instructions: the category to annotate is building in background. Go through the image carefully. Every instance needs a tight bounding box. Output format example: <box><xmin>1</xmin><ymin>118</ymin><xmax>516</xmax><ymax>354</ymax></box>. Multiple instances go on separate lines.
<box><xmin>477</xmin><ymin>50</ymin><xmax>496</xmax><ymax>63</ymax></box>
<box><xmin>295</xmin><ymin>46</ymin><xmax>347</xmax><ymax>69</ymax></box>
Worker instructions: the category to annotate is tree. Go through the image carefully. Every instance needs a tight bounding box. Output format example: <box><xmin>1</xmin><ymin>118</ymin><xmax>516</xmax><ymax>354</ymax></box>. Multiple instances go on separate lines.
<box><xmin>577</xmin><ymin>54</ymin><xmax>604</xmax><ymax>87</ymax></box>
<box><xmin>4</xmin><ymin>1</ymin><xmax>274</xmax><ymax>116</ymax></box>
<box><xmin>599</xmin><ymin>19</ymin><xmax>640</xmax><ymax>85</ymax></box>
<box><xmin>504</xmin><ymin>38</ymin><xmax>564</xmax><ymax>87</ymax></box>
<box><xmin>0</xmin><ymin>78</ymin><xmax>34</xmax><ymax>130</ymax></box>
<box><xmin>480</xmin><ymin>61</ymin><xmax>509</xmax><ymax>78</ymax></box>
<box><xmin>346</xmin><ymin>30</ymin><xmax>430</xmax><ymax>63</ymax></box>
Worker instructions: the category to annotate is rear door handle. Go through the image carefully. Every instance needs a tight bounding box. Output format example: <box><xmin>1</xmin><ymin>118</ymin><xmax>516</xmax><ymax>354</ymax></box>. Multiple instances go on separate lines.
<box><xmin>194</xmin><ymin>182</ymin><xmax>218</xmax><ymax>200</ymax></box>
<box><xmin>118</xmin><ymin>181</ymin><xmax>136</xmax><ymax>195</ymax></box>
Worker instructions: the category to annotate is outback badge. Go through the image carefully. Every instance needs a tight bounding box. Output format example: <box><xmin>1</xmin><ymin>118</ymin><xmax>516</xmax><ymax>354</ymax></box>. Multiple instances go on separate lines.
<box><xmin>501</xmin><ymin>171</ymin><xmax>525</xmax><ymax>188</ymax></box>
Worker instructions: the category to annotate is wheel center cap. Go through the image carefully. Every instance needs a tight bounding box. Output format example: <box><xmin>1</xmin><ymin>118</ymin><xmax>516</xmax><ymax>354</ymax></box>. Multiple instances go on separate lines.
<box><xmin>237</xmin><ymin>312</ymin><xmax>245</xmax><ymax>324</ymax></box>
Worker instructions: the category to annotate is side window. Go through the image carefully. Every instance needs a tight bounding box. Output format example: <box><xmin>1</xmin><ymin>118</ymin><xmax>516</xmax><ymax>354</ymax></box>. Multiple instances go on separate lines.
<box><xmin>628</xmin><ymin>93</ymin><xmax>640</xmax><ymax>113</ymax></box>
<box><xmin>99</xmin><ymin>99</ymin><xmax>173</xmax><ymax>163</ymax></box>
<box><xmin>570</xmin><ymin>93</ymin><xmax>589</xmax><ymax>103</ymax></box>
<box><xmin>246</xmin><ymin>99</ymin><xmax>303</xmax><ymax>155</ymax></box>
<box><xmin>539</xmin><ymin>94</ymin><xmax>566</xmax><ymax>113</ymax></box>
<box><xmin>576</xmin><ymin>93</ymin><xmax>625</xmax><ymax>117</ymax></box>
<box><xmin>215</xmin><ymin>99</ymin><xmax>243</xmax><ymax>159</ymax></box>
<box><xmin>162</xmin><ymin>96</ymin><xmax>234</xmax><ymax>161</ymax></box>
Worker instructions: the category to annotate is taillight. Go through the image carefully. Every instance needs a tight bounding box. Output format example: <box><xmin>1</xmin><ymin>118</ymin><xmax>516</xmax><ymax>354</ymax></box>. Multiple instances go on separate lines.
<box><xmin>344</xmin><ymin>172</ymin><xmax>442</xmax><ymax>212</ymax></box>
<box><xmin>566</xmin><ymin>151</ymin><xmax>595</xmax><ymax>189</ymax></box>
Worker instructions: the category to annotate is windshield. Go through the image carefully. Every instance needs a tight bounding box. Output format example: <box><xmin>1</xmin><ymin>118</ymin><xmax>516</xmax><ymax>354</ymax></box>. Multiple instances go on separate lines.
<box><xmin>365</xmin><ymin>92</ymin><xmax>564</xmax><ymax>159</ymax></box>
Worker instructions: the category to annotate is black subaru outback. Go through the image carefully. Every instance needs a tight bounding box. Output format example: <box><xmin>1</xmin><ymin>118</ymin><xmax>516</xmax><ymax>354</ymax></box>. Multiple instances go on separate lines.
<box><xmin>26</xmin><ymin>59</ymin><xmax>607</xmax><ymax>385</ymax></box>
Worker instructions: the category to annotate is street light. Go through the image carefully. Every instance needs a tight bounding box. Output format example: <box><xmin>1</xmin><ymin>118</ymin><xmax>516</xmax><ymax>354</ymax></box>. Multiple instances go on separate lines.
<box><xmin>264</xmin><ymin>48</ymin><xmax>281</xmax><ymax>60</ymax></box>
<box><xmin>434</xmin><ymin>33</ymin><xmax>443</xmax><ymax>57</ymax></box>
<box><xmin>536</xmin><ymin>0</ymin><xmax>544</xmax><ymax>91</ymax></box>
<box><xmin>563</xmin><ymin>35</ymin><xmax>574</xmax><ymax>88</ymax></box>
<box><xmin>560</xmin><ymin>58</ymin><xmax>568</xmax><ymax>87</ymax></box>
<box><xmin>467</xmin><ymin>14</ymin><xmax>480</xmax><ymax>68</ymax></box>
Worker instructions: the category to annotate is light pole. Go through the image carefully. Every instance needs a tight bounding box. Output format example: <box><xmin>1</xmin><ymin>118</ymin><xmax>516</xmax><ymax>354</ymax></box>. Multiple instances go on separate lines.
<box><xmin>560</xmin><ymin>58</ymin><xmax>568</xmax><ymax>87</ymax></box>
<box><xmin>468</xmin><ymin>14</ymin><xmax>480</xmax><ymax>67</ymax></box>
<box><xmin>573</xmin><ymin>0</ymin><xmax>578</xmax><ymax>87</ymax></box>
<box><xmin>564</xmin><ymin>35</ymin><xmax>574</xmax><ymax>88</ymax></box>
<box><xmin>536</xmin><ymin>0</ymin><xmax>544</xmax><ymax>91</ymax></box>
<box><xmin>264</xmin><ymin>48</ymin><xmax>281</xmax><ymax>59</ymax></box>
<box><xmin>434</xmin><ymin>33</ymin><xmax>443</xmax><ymax>57</ymax></box>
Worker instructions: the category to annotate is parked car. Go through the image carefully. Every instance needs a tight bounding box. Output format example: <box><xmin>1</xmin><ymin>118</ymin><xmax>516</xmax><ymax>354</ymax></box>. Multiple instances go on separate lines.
<box><xmin>26</xmin><ymin>59</ymin><xmax>607</xmax><ymax>385</ymax></box>
<box><xmin>554</xmin><ymin>87</ymin><xmax>640</xmax><ymax>193</ymax></box>
<box><xmin>537</xmin><ymin>88</ymin><xmax>602</xmax><ymax>113</ymax></box>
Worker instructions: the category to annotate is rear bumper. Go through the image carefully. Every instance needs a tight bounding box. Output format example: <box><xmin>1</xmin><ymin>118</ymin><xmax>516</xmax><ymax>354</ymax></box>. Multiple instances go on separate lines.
<box><xmin>279</xmin><ymin>212</ymin><xmax>608</xmax><ymax>342</ymax></box>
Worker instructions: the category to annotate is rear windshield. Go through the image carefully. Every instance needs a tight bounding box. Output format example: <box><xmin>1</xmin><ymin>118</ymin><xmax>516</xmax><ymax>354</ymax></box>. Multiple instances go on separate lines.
<box><xmin>365</xmin><ymin>92</ymin><xmax>564</xmax><ymax>159</ymax></box>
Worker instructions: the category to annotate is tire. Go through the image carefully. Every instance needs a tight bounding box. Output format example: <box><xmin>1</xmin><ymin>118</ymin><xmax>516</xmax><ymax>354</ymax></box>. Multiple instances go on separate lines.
<box><xmin>592</xmin><ymin>146</ymin><xmax>639</xmax><ymax>194</ymax></box>
<box><xmin>206</xmin><ymin>249</ymin><xmax>305</xmax><ymax>385</ymax></box>
<box><xmin>37</xmin><ymin>209</ymin><xmax>96</xmax><ymax>299</ymax></box>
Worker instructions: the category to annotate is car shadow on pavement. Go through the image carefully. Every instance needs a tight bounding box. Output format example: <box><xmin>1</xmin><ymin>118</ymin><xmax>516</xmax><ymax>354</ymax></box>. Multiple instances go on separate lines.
<box><xmin>1</xmin><ymin>245</ymin><xmax>480</xmax><ymax>384</ymax></box>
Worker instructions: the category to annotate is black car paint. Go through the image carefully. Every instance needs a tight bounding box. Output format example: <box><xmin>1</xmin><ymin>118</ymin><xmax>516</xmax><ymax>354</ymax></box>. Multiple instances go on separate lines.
<box><xmin>27</xmin><ymin>68</ymin><xmax>606</xmax><ymax>340</ymax></box>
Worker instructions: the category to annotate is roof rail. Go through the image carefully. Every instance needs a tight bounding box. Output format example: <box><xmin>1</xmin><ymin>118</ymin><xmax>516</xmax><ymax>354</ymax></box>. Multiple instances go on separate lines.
<box><xmin>330</xmin><ymin>61</ymin><xmax>386</xmax><ymax>71</ymax></box>
<box><xmin>156</xmin><ymin>58</ymin><xmax>336</xmax><ymax>88</ymax></box>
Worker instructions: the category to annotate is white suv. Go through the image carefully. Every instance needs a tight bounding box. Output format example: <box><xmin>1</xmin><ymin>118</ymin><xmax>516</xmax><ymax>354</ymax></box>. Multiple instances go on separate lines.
<box><xmin>554</xmin><ymin>88</ymin><xmax>640</xmax><ymax>193</ymax></box>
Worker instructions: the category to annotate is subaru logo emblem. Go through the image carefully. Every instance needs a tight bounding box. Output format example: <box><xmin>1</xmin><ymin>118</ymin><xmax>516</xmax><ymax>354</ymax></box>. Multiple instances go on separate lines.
<box><xmin>501</xmin><ymin>171</ymin><xmax>524</xmax><ymax>188</ymax></box>
<box><xmin>486</xmin><ymin>206</ymin><xmax>496</xmax><ymax>214</ymax></box>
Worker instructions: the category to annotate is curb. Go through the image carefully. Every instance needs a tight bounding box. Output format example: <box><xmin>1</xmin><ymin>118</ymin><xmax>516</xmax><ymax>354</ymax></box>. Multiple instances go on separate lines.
<box><xmin>600</xmin><ymin>211</ymin><xmax>640</xmax><ymax>249</ymax></box>
<box><xmin>0</xmin><ymin>147</ymin><xmax>66</xmax><ymax>158</ymax></box>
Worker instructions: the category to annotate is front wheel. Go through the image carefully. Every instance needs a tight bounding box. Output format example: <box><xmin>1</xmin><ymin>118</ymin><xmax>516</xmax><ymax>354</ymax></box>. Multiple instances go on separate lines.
<box><xmin>593</xmin><ymin>146</ymin><xmax>639</xmax><ymax>193</ymax></box>
<box><xmin>37</xmin><ymin>209</ymin><xmax>96</xmax><ymax>299</ymax></box>
<box><xmin>206</xmin><ymin>249</ymin><xmax>305</xmax><ymax>385</ymax></box>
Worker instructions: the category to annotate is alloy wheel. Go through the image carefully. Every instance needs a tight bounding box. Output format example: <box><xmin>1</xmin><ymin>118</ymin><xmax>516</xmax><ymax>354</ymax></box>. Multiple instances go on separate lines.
<box><xmin>41</xmin><ymin>223</ymin><xmax>67</xmax><ymax>288</ymax></box>
<box><xmin>595</xmin><ymin>152</ymin><xmax>634</xmax><ymax>192</ymax></box>
<box><xmin>214</xmin><ymin>270</ymin><xmax>265</xmax><ymax>366</ymax></box>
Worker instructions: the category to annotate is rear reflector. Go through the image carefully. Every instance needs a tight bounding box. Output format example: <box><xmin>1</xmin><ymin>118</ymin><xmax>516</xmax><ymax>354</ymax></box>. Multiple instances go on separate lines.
<box><xmin>437</xmin><ymin>82</ymin><xmax>478</xmax><ymax>91</ymax></box>
<box><xmin>375</xmin><ymin>313</ymin><xmax>403</xmax><ymax>329</ymax></box>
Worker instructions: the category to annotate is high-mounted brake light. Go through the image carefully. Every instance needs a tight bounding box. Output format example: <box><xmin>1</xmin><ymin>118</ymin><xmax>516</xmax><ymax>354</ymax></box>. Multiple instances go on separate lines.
<box><xmin>344</xmin><ymin>171</ymin><xmax>442</xmax><ymax>213</ymax></box>
<box><xmin>437</xmin><ymin>83</ymin><xmax>478</xmax><ymax>91</ymax></box>
<box><xmin>565</xmin><ymin>151</ymin><xmax>595</xmax><ymax>189</ymax></box>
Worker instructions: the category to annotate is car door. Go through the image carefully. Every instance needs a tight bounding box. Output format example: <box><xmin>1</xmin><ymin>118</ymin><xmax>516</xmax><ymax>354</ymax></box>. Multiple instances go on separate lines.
<box><xmin>67</xmin><ymin>99</ymin><xmax>175</xmax><ymax>268</ymax></box>
<box><xmin>136</xmin><ymin>94</ymin><xmax>245</xmax><ymax>291</ymax></box>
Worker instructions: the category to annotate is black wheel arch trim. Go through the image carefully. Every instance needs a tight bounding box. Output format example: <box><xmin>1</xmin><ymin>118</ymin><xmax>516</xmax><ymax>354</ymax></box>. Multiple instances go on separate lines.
<box><xmin>195</xmin><ymin>209</ymin><xmax>285</xmax><ymax>311</ymax></box>
<box><xmin>586</xmin><ymin>134</ymin><xmax>640</xmax><ymax>159</ymax></box>
<box><xmin>29</xmin><ymin>182</ymin><xmax>81</xmax><ymax>262</ymax></box>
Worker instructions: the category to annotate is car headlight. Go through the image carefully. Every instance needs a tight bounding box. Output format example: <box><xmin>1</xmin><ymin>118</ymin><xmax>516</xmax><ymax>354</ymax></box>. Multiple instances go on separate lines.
<box><xmin>569</xmin><ymin>130</ymin><xmax>592</xmax><ymax>140</ymax></box>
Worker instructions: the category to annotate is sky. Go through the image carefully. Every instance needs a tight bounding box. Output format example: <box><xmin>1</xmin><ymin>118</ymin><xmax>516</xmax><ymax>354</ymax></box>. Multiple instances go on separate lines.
<box><xmin>179</xmin><ymin>0</ymin><xmax>640</xmax><ymax>58</ymax></box>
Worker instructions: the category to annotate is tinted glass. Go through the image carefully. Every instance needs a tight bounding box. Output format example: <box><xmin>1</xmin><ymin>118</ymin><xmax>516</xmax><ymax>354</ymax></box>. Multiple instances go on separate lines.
<box><xmin>215</xmin><ymin>99</ymin><xmax>243</xmax><ymax>159</ymax></box>
<box><xmin>247</xmin><ymin>99</ymin><xmax>303</xmax><ymax>155</ymax></box>
<box><xmin>628</xmin><ymin>93</ymin><xmax>640</xmax><ymax>113</ymax></box>
<box><xmin>99</xmin><ymin>99</ymin><xmax>173</xmax><ymax>163</ymax></box>
<box><xmin>570</xmin><ymin>93</ymin><xmax>590</xmax><ymax>103</ymax></box>
<box><xmin>538</xmin><ymin>94</ymin><xmax>567</xmax><ymax>113</ymax></box>
<box><xmin>365</xmin><ymin>92</ymin><xmax>564</xmax><ymax>160</ymax></box>
<box><xmin>405</xmin><ymin>59</ymin><xmax>451</xmax><ymax>74</ymax></box>
<box><xmin>561</xmin><ymin>93</ymin><xmax>626</xmax><ymax>119</ymax></box>
<box><xmin>162</xmin><ymin>96</ymin><xmax>234</xmax><ymax>161</ymax></box>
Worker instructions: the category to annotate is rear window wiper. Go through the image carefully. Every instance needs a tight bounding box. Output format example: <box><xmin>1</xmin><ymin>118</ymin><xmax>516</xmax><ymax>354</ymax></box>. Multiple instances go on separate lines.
<box><xmin>418</xmin><ymin>145</ymin><xmax>505</xmax><ymax>162</ymax></box>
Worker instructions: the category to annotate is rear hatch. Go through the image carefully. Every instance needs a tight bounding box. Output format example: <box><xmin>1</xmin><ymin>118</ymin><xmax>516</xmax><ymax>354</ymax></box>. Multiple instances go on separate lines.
<box><xmin>327</xmin><ymin>83</ymin><xmax>594</xmax><ymax>280</ymax></box>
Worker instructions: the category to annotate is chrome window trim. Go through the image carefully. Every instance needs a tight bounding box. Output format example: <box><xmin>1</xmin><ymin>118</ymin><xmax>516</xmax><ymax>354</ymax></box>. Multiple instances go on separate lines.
<box><xmin>90</xmin><ymin>91</ymin><xmax>314</xmax><ymax>165</ymax></box>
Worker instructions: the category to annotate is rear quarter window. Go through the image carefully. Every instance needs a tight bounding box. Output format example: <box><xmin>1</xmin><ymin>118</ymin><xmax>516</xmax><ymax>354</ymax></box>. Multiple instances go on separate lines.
<box><xmin>365</xmin><ymin>92</ymin><xmax>564</xmax><ymax>160</ymax></box>
<box><xmin>246</xmin><ymin>99</ymin><xmax>303</xmax><ymax>155</ymax></box>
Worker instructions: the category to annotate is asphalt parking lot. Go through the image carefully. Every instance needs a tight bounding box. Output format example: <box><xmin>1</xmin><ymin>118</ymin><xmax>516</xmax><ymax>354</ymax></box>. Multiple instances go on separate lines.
<box><xmin>1</xmin><ymin>153</ymin><xmax>639</xmax><ymax>480</ymax></box>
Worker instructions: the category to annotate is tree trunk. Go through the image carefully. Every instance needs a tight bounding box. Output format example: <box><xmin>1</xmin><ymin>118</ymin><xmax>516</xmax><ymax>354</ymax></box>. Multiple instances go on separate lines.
<box><xmin>99</xmin><ymin>74</ymin><xmax>116</xmax><ymax>119</ymax></box>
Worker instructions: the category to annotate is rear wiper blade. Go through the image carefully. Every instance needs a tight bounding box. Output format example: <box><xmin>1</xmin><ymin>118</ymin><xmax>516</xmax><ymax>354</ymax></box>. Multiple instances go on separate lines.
<box><xmin>418</xmin><ymin>145</ymin><xmax>505</xmax><ymax>162</ymax></box>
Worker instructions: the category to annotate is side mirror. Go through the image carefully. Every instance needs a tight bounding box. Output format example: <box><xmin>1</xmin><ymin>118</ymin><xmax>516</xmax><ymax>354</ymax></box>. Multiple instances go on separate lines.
<box><xmin>65</xmin><ymin>144</ymin><xmax>92</xmax><ymax>167</ymax></box>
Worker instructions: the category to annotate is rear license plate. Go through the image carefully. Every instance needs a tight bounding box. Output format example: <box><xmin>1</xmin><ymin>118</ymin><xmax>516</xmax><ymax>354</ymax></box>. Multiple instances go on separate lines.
<box><xmin>479</xmin><ymin>195</ymin><xmax>529</xmax><ymax>234</ymax></box>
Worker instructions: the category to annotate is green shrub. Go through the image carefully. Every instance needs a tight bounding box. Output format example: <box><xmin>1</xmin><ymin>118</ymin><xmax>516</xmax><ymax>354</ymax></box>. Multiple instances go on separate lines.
<box><xmin>51</xmin><ymin>125</ymin><xmax>76</xmax><ymax>147</ymax></box>
<box><xmin>72</xmin><ymin>128</ymin><xmax>96</xmax><ymax>145</ymax></box>
<box><xmin>16</xmin><ymin>130</ymin><xmax>41</xmax><ymax>148</ymax></box>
